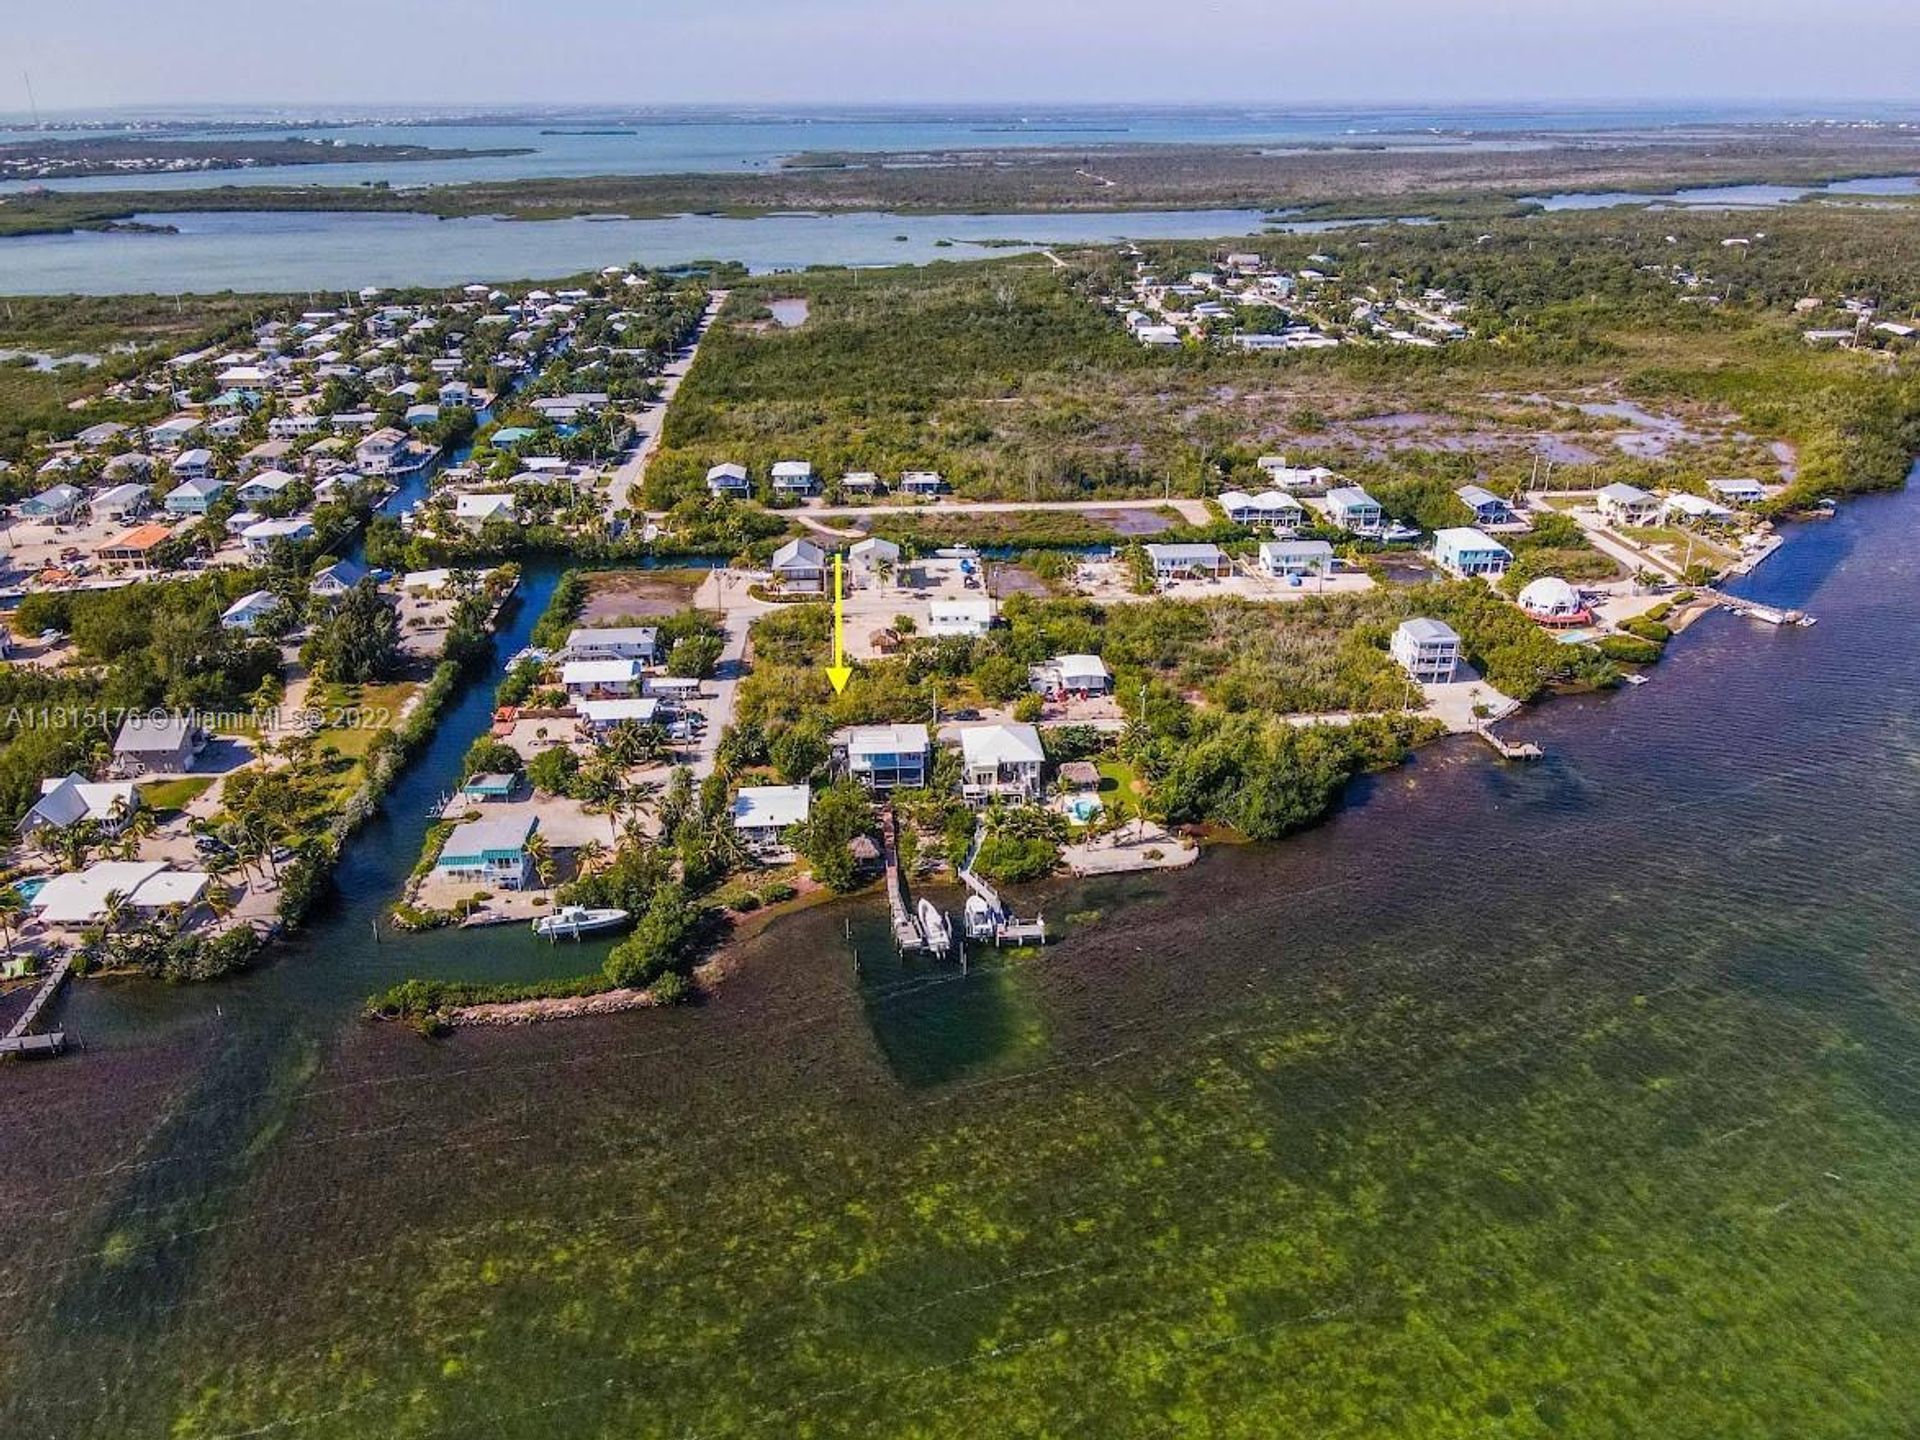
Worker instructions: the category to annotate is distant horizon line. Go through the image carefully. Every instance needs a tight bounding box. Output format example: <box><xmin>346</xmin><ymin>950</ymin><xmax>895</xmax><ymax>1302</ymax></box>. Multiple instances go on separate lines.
<box><xmin>7</xmin><ymin>96</ymin><xmax>1920</xmax><ymax>123</ymax></box>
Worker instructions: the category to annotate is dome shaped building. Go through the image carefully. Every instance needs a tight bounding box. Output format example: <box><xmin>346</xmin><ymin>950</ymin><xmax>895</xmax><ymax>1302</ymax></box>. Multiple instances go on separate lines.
<box><xmin>1517</xmin><ymin>576</ymin><xmax>1591</xmax><ymax>627</ymax></box>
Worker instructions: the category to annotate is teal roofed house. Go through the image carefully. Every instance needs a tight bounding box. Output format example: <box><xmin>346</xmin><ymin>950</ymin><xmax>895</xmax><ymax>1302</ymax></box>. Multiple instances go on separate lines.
<box><xmin>435</xmin><ymin>814</ymin><xmax>536</xmax><ymax>890</ymax></box>
<box><xmin>460</xmin><ymin>772</ymin><xmax>522</xmax><ymax>803</ymax></box>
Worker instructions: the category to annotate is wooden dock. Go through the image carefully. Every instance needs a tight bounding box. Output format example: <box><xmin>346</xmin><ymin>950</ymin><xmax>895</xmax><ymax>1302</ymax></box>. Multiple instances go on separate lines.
<box><xmin>958</xmin><ymin>822</ymin><xmax>1049</xmax><ymax>946</ymax></box>
<box><xmin>1716</xmin><ymin>594</ymin><xmax>1816</xmax><ymax>627</ymax></box>
<box><xmin>882</xmin><ymin>810</ymin><xmax>937</xmax><ymax>954</ymax></box>
<box><xmin>1</xmin><ymin>954</ymin><xmax>73</xmax><ymax>1060</ymax></box>
<box><xmin>1474</xmin><ymin>726</ymin><xmax>1544</xmax><ymax>761</ymax></box>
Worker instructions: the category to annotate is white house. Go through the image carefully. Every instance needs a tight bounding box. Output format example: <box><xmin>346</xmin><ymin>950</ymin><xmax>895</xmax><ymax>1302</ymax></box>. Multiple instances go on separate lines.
<box><xmin>848</xmin><ymin>536</ymin><xmax>901</xmax><ymax>585</ymax></box>
<box><xmin>1031</xmin><ymin>653</ymin><xmax>1112</xmax><ymax>697</ymax></box>
<box><xmin>18</xmin><ymin>774</ymin><xmax>141</xmax><ymax>840</ymax></box>
<box><xmin>1708</xmin><ymin>478</ymin><xmax>1767</xmax><ymax>506</ymax></box>
<box><xmin>1217</xmin><ymin>489</ymin><xmax>1305</xmax><ymax>531</ymax></box>
<box><xmin>730</xmin><ymin>784</ymin><xmax>811</xmax><ymax>855</ymax></box>
<box><xmin>241</xmin><ymin>517</ymin><xmax>315</xmax><ymax>558</ymax></box>
<box><xmin>170</xmin><ymin>447</ymin><xmax>217</xmax><ymax>482</ymax></box>
<box><xmin>1431</xmin><ymin>527</ymin><xmax>1512</xmax><ymax>578</ymax></box>
<box><xmin>706</xmin><ymin>462</ymin><xmax>751</xmax><ymax>498</ymax></box>
<box><xmin>1517</xmin><ymin>576</ymin><xmax>1591</xmax><ymax>626</ymax></box>
<box><xmin>770</xmin><ymin>459</ymin><xmax>817</xmax><ymax>497</ymax></box>
<box><xmin>1455</xmin><ymin>484</ymin><xmax>1517</xmax><ymax>527</ymax></box>
<box><xmin>1258</xmin><ymin>538</ymin><xmax>1335</xmax><ymax>579</ymax></box>
<box><xmin>235</xmin><ymin>469</ymin><xmax>301</xmax><ymax>506</ymax></box>
<box><xmin>29</xmin><ymin>861</ymin><xmax>211</xmax><ymax>927</ymax></box>
<box><xmin>1324</xmin><ymin>486</ymin><xmax>1385</xmax><ymax>535</ymax></box>
<box><xmin>435</xmin><ymin>814</ymin><xmax>536</xmax><ymax>890</ymax></box>
<box><xmin>898</xmin><ymin>471</ymin><xmax>947</xmax><ymax>497</ymax></box>
<box><xmin>927</xmin><ymin>597</ymin><xmax>997</xmax><ymax>637</ymax></box>
<box><xmin>310</xmin><ymin>559</ymin><xmax>369</xmax><ymax>599</ymax></box>
<box><xmin>1257</xmin><ymin>458</ymin><xmax>1337</xmax><ymax>490</ymax></box>
<box><xmin>1596</xmin><ymin>483</ymin><xmax>1661</xmax><ymax>527</ymax></box>
<box><xmin>164</xmin><ymin>476</ymin><xmax>227</xmax><ymax>515</ymax></box>
<box><xmin>1664</xmin><ymin>493</ymin><xmax>1735</xmax><ymax>525</ymax></box>
<box><xmin>1141</xmin><ymin>543</ymin><xmax>1231</xmax><ymax>583</ymax></box>
<box><xmin>145</xmin><ymin>415</ymin><xmax>203</xmax><ymax>451</ymax></box>
<box><xmin>455</xmin><ymin>493</ymin><xmax>518</xmax><ymax>530</ymax></box>
<box><xmin>768</xmin><ymin>538</ymin><xmax>828</xmax><ymax>595</ymax></box>
<box><xmin>221</xmin><ymin>589</ymin><xmax>283</xmax><ymax>632</ymax></box>
<box><xmin>355</xmin><ymin>427</ymin><xmax>408</xmax><ymax>474</ymax></box>
<box><xmin>90</xmin><ymin>483</ymin><xmax>151</xmax><ymax>522</ymax></box>
<box><xmin>841</xmin><ymin>724</ymin><xmax>931</xmax><ymax>791</ymax></box>
<box><xmin>1391</xmin><ymin>618</ymin><xmax>1462</xmax><ymax>685</ymax></box>
<box><xmin>575</xmin><ymin>696</ymin><xmax>662</xmax><ymax>734</ymax></box>
<box><xmin>558</xmin><ymin>628</ymin><xmax>657</xmax><ymax>669</ymax></box>
<box><xmin>958</xmin><ymin>723</ymin><xmax>1047</xmax><ymax>803</ymax></box>
<box><xmin>561</xmin><ymin>658</ymin><xmax>644</xmax><ymax>699</ymax></box>
<box><xmin>840</xmin><ymin>471</ymin><xmax>883</xmax><ymax>495</ymax></box>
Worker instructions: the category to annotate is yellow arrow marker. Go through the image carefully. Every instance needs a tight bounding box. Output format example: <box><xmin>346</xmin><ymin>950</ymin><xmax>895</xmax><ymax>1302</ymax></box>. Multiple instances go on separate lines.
<box><xmin>825</xmin><ymin>552</ymin><xmax>853</xmax><ymax>693</ymax></box>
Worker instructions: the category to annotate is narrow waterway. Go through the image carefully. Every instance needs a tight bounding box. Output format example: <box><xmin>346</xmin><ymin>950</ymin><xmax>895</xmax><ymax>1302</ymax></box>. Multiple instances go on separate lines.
<box><xmin>3</xmin><ymin>473</ymin><xmax>1919</xmax><ymax>1436</ymax></box>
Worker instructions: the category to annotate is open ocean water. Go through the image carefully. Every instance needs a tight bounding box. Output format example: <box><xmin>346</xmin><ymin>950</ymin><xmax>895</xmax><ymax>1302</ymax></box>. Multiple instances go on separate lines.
<box><xmin>0</xmin><ymin>466</ymin><xmax>1917</xmax><ymax>1434</ymax></box>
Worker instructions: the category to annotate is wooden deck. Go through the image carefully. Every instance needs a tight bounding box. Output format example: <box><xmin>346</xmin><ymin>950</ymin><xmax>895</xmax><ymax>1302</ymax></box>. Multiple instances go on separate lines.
<box><xmin>2</xmin><ymin>953</ymin><xmax>73</xmax><ymax>1061</ymax></box>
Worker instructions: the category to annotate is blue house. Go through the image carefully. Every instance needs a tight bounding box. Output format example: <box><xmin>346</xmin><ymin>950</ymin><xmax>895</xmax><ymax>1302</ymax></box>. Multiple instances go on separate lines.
<box><xmin>1432</xmin><ymin>527</ymin><xmax>1513</xmax><ymax>578</ymax></box>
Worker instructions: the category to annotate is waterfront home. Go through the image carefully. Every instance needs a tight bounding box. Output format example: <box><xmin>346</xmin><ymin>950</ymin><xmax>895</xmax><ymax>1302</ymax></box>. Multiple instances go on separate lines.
<box><xmin>111</xmin><ymin>713</ymin><xmax>205</xmax><ymax>776</ymax></box>
<box><xmin>404</xmin><ymin>404</ymin><xmax>441</xmax><ymax>429</ymax></box>
<box><xmin>1217</xmin><ymin>489</ymin><xmax>1305</xmax><ymax>530</ymax></box>
<box><xmin>435</xmin><ymin>814</ymin><xmax>536</xmax><ymax>891</ymax></box>
<box><xmin>460</xmin><ymin>772</ymin><xmax>522</xmax><ymax>804</ymax></box>
<box><xmin>1456</xmin><ymin>484</ymin><xmax>1517</xmax><ymax>527</ymax></box>
<box><xmin>730</xmin><ymin>784</ymin><xmax>811</xmax><ymax>856</ymax></box>
<box><xmin>1324</xmin><ymin>486</ymin><xmax>1385</xmax><ymax>535</ymax></box>
<box><xmin>402</xmin><ymin>568</ymin><xmax>459</xmax><ymax>595</ymax></box>
<box><xmin>770</xmin><ymin>460</ymin><xmax>818</xmax><ymax>498</ymax></box>
<box><xmin>959</xmin><ymin>723</ymin><xmax>1047</xmax><ymax>804</ymax></box>
<box><xmin>1031</xmin><ymin>653</ymin><xmax>1112</xmax><ymax>697</ymax></box>
<box><xmin>1664</xmin><ymin>493</ymin><xmax>1735</xmax><ymax>526</ymax></box>
<box><xmin>562</xmin><ymin>626</ymin><xmax>660</xmax><ymax>665</ymax></box>
<box><xmin>562</xmin><ymin>659</ymin><xmax>645</xmax><ymax>700</ymax></box>
<box><xmin>899</xmin><ymin>470</ymin><xmax>948</xmax><ymax>497</ymax></box>
<box><xmin>927</xmin><ymin>597</ymin><xmax>997</xmax><ymax>638</ymax></box>
<box><xmin>18</xmin><ymin>483</ymin><xmax>84</xmax><ymax>523</ymax></box>
<box><xmin>164</xmin><ymin>476</ymin><xmax>227</xmax><ymax>515</ymax></box>
<box><xmin>439</xmin><ymin>380</ymin><xmax>474</xmax><ymax>407</ymax></box>
<box><xmin>1432</xmin><ymin>527</ymin><xmax>1513</xmax><ymax>578</ymax></box>
<box><xmin>529</xmin><ymin>392</ymin><xmax>609</xmax><ymax>422</ymax></box>
<box><xmin>1708</xmin><ymin>477</ymin><xmax>1767</xmax><ymax>506</ymax></box>
<box><xmin>1258</xmin><ymin>538</ymin><xmax>1336</xmax><ymax>579</ymax></box>
<box><xmin>89</xmin><ymin>483</ymin><xmax>151</xmax><ymax>523</ymax></box>
<box><xmin>241</xmin><ymin>517</ymin><xmax>315</xmax><ymax>558</ymax></box>
<box><xmin>840</xmin><ymin>724</ymin><xmax>932</xmax><ymax>791</ymax></box>
<box><xmin>1391</xmin><ymin>618</ymin><xmax>1462</xmax><ymax>685</ymax></box>
<box><xmin>490</xmin><ymin>426</ymin><xmax>537</xmax><ymax>450</ymax></box>
<box><xmin>768</xmin><ymin>538</ymin><xmax>829</xmax><ymax>595</ymax></box>
<box><xmin>848</xmin><ymin>536</ymin><xmax>901</xmax><ymax>584</ymax></box>
<box><xmin>706</xmin><ymin>462</ymin><xmax>751</xmax><ymax>498</ymax></box>
<box><xmin>1596</xmin><ymin>483</ymin><xmax>1661</xmax><ymax>527</ymax></box>
<box><xmin>221</xmin><ymin>589</ymin><xmax>283</xmax><ymax>632</ymax></box>
<box><xmin>145</xmin><ymin>415</ymin><xmax>203</xmax><ymax>451</ymax></box>
<box><xmin>171</xmin><ymin>447</ymin><xmax>217</xmax><ymax>482</ymax></box>
<box><xmin>28</xmin><ymin>861</ymin><xmax>211</xmax><ymax>928</ymax></box>
<box><xmin>455</xmin><ymin>493</ymin><xmax>518</xmax><ymax>530</ymax></box>
<box><xmin>355</xmin><ymin>427</ymin><xmax>408</xmax><ymax>474</ymax></box>
<box><xmin>95</xmin><ymin>523</ymin><xmax>173</xmax><ymax>572</ymax></box>
<box><xmin>1142</xmin><ymin>543</ymin><xmax>1232</xmax><ymax>583</ymax></box>
<box><xmin>575</xmin><ymin>696</ymin><xmax>662</xmax><ymax>735</ymax></box>
<box><xmin>1517</xmin><ymin>576</ymin><xmax>1591</xmax><ymax>626</ymax></box>
<box><xmin>309</xmin><ymin>559</ymin><xmax>369</xmax><ymax>600</ymax></box>
<box><xmin>235</xmin><ymin>469</ymin><xmax>300</xmax><ymax>505</ymax></box>
<box><xmin>18</xmin><ymin>773</ymin><xmax>140</xmax><ymax>841</ymax></box>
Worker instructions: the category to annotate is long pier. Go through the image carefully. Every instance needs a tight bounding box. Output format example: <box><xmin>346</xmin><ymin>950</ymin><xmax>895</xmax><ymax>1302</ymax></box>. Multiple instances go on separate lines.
<box><xmin>0</xmin><ymin>953</ymin><xmax>72</xmax><ymax>1059</ymax></box>
<box><xmin>1713</xmin><ymin>592</ymin><xmax>1816</xmax><ymax>628</ymax></box>
<box><xmin>882</xmin><ymin>810</ymin><xmax>938</xmax><ymax>954</ymax></box>
<box><xmin>1473</xmin><ymin>725</ymin><xmax>1543</xmax><ymax>762</ymax></box>
<box><xmin>958</xmin><ymin>822</ymin><xmax>1049</xmax><ymax>946</ymax></box>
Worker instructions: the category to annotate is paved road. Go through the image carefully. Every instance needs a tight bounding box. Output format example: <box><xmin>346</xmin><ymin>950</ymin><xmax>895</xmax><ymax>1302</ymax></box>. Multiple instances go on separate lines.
<box><xmin>683</xmin><ymin>569</ymin><xmax>766</xmax><ymax>780</ymax></box>
<box><xmin>793</xmin><ymin>496</ymin><xmax>1216</xmax><ymax>534</ymax></box>
<box><xmin>607</xmin><ymin>289</ymin><xmax>729</xmax><ymax>515</ymax></box>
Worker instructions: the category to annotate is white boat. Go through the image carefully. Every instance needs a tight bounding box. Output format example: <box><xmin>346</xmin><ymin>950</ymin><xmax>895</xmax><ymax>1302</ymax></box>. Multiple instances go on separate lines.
<box><xmin>917</xmin><ymin>898</ymin><xmax>953</xmax><ymax>955</ymax></box>
<box><xmin>532</xmin><ymin>905</ymin><xmax>629</xmax><ymax>940</ymax></box>
<box><xmin>964</xmin><ymin>894</ymin><xmax>998</xmax><ymax>940</ymax></box>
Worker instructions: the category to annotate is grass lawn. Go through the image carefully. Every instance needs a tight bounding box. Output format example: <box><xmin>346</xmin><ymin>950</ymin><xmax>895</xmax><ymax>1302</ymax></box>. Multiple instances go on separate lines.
<box><xmin>1096</xmin><ymin>757</ymin><xmax>1146</xmax><ymax>804</ymax></box>
<box><xmin>136</xmin><ymin>776</ymin><xmax>216</xmax><ymax>812</ymax></box>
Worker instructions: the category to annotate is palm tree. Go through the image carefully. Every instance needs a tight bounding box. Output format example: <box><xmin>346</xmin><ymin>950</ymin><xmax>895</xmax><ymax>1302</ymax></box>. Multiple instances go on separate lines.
<box><xmin>0</xmin><ymin>886</ymin><xmax>24</xmax><ymax>957</ymax></box>
<box><xmin>524</xmin><ymin>832</ymin><xmax>557</xmax><ymax>889</ymax></box>
<box><xmin>574</xmin><ymin>839</ymin><xmax>607</xmax><ymax>876</ymax></box>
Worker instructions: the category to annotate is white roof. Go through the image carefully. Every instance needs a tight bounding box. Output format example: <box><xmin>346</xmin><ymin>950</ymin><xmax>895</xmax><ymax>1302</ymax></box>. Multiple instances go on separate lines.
<box><xmin>562</xmin><ymin>659</ymin><xmax>644</xmax><ymax>686</ymax></box>
<box><xmin>456</xmin><ymin>493</ymin><xmax>517</xmax><ymax>519</ymax></box>
<box><xmin>402</xmin><ymin>568</ymin><xmax>455</xmax><ymax>591</ymax></box>
<box><xmin>1261</xmin><ymin>538</ymin><xmax>1334</xmax><ymax>562</ymax></box>
<box><xmin>1599</xmin><ymin>482</ymin><xmax>1656</xmax><ymax>504</ymax></box>
<box><xmin>1665</xmin><ymin>494</ymin><xmax>1733</xmax><ymax>519</ymax></box>
<box><xmin>240</xmin><ymin>469</ymin><xmax>298</xmax><ymax>492</ymax></box>
<box><xmin>92</xmin><ymin>482</ymin><xmax>150</xmax><ymax>511</ymax></box>
<box><xmin>1143</xmin><ymin>543</ymin><xmax>1225</xmax><ymax>563</ymax></box>
<box><xmin>30</xmin><ymin>862</ymin><xmax>209</xmax><ymax>924</ymax></box>
<box><xmin>242</xmin><ymin>518</ymin><xmax>313</xmax><ymax>542</ymax></box>
<box><xmin>1052</xmin><ymin>653</ymin><xmax>1110</xmax><ymax>681</ymax></box>
<box><xmin>1709</xmin><ymin>477</ymin><xmax>1765</xmax><ymax>498</ymax></box>
<box><xmin>1518</xmin><ymin>577</ymin><xmax>1584</xmax><ymax>615</ymax></box>
<box><xmin>770</xmin><ymin>538</ymin><xmax>827</xmax><ymax>568</ymax></box>
<box><xmin>1434</xmin><ymin>527</ymin><xmax>1511</xmax><ymax>555</ymax></box>
<box><xmin>1326</xmin><ymin>486</ymin><xmax>1380</xmax><ymax>509</ymax></box>
<box><xmin>770</xmin><ymin>459</ymin><xmax>814</xmax><ymax>477</ymax></box>
<box><xmin>23</xmin><ymin>774</ymin><xmax>138</xmax><ymax>830</ymax></box>
<box><xmin>114</xmin><ymin>714</ymin><xmax>197</xmax><ymax>754</ymax></box>
<box><xmin>845</xmin><ymin>723</ymin><xmax>930</xmax><ymax>756</ymax></box>
<box><xmin>1456</xmin><ymin>484</ymin><xmax>1505</xmax><ymax>509</ymax></box>
<box><xmin>731</xmin><ymin>785</ymin><xmax>811</xmax><ymax>830</ymax></box>
<box><xmin>849</xmin><ymin>537</ymin><xmax>901</xmax><ymax>561</ymax></box>
<box><xmin>959</xmin><ymin>723</ymin><xmax>1046</xmax><ymax>768</ymax></box>
<box><xmin>577</xmin><ymin>697</ymin><xmax>661</xmax><ymax>725</ymax></box>
<box><xmin>707</xmin><ymin>462</ymin><xmax>748</xmax><ymax>482</ymax></box>
<box><xmin>1397</xmin><ymin>617</ymin><xmax>1460</xmax><ymax>645</ymax></box>
<box><xmin>929</xmin><ymin>598</ymin><xmax>996</xmax><ymax>621</ymax></box>
<box><xmin>564</xmin><ymin>625</ymin><xmax>657</xmax><ymax>651</ymax></box>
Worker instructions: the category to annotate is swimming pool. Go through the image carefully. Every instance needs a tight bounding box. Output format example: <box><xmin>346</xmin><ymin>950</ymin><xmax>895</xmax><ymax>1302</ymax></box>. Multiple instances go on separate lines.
<box><xmin>1065</xmin><ymin>796</ymin><xmax>1104</xmax><ymax>824</ymax></box>
<box><xmin>13</xmin><ymin>876</ymin><xmax>47</xmax><ymax>901</ymax></box>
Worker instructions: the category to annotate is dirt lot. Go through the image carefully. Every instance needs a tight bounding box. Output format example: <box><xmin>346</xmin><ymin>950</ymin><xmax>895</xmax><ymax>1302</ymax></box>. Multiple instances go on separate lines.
<box><xmin>579</xmin><ymin>568</ymin><xmax>710</xmax><ymax>622</ymax></box>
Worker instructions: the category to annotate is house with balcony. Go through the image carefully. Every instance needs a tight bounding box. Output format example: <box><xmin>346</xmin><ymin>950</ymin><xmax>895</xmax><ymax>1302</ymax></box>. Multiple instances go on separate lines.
<box><xmin>1324</xmin><ymin>486</ymin><xmax>1385</xmax><ymax>535</ymax></box>
<box><xmin>1431</xmin><ymin>527</ymin><xmax>1512</xmax><ymax>578</ymax></box>
<box><xmin>730</xmin><ymin>785</ymin><xmax>812</xmax><ymax>856</ymax></box>
<box><xmin>562</xmin><ymin>659</ymin><xmax>645</xmax><ymax>700</ymax></box>
<box><xmin>959</xmin><ymin>723</ymin><xmax>1047</xmax><ymax>803</ymax></box>
<box><xmin>1391</xmin><ymin>618</ymin><xmax>1462</xmax><ymax>684</ymax></box>
<box><xmin>770</xmin><ymin>459</ymin><xmax>818</xmax><ymax>498</ymax></box>
<box><xmin>1141</xmin><ymin>543</ymin><xmax>1232</xmax><ymax>584</ymax></box>
<box><xmin>1596</xmin><ymin>483</ymin><xmax>1661</xmax><ymax>527</ymax></box>
<box><xmin>434</xmin><ymin>814</ymin><xmax>536</xmax><ymax>890</ymax></box>
<box><xmin>164</xmin><ymin>475</ymin><xmax>226</xmax><ymax>515</ymax></box>
<box><xmin>1258</xmin><ymin>538</ymin><xmax>1335</xmax><ymax>579</ymax></box>
<box><xmin>1456</xmin><ymin>484</ymin><xmax>1518</xmax><ymax>528</ymax></box>
<box><xmin>706</xmin><ymin>462</ymin><xmax>751</xmax><ymax>498</ymax></box>
<box><xmin>768</xmin><ymin>538</ymin><xmax>828</xmax><ymax>595</ymax></box>
<box><xmin>562</xmin><ymin>626</ymin><xmax>660</xmax><ymax>665</ymax></box>
<box><xmin>840</xmin><ymin>724</ymin><xmax>931</xmax><ymax>791</ymax></box>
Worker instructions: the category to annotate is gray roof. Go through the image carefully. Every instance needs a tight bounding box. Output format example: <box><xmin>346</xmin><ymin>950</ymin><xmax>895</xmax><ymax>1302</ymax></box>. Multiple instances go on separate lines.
<box><xmin>1397</xmin><ymin>617</ymin><xmax>1461</xmax><ymax>644</ymax></box>
<box><xmin>114</xmin><ymin>714</ymin><xmax>198</xmax><ymax>754</ymax></box>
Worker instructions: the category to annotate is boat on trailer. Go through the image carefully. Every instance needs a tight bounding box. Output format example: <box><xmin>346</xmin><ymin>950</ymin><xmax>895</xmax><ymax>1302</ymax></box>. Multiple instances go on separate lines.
<box><xmin>532</xmin><ymin>905</ymin><xmax>630</xmax><ymax>940</ymax></box>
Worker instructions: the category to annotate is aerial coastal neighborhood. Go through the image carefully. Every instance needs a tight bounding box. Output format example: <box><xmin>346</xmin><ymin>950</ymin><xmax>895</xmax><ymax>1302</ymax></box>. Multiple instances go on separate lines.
<box><xmin>0</xmin><ymin>223</ymin><xmax>1880</xmax><ymax>1043</ymax></box>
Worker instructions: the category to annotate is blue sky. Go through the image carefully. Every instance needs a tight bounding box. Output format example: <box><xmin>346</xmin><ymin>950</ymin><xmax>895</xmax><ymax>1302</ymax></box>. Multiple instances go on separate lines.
<box><xmin>7</xmin><ymin>0</ymin><xmax>1919</xmax><ymax>113</ymax></box>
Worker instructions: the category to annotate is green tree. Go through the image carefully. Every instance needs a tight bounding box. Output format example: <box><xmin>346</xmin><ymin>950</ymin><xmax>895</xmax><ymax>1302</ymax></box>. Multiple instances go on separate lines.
<box><xmin>306</xmin><ymin>580</ymin><xmax>402</xmax><ymax>684</ymax></box>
